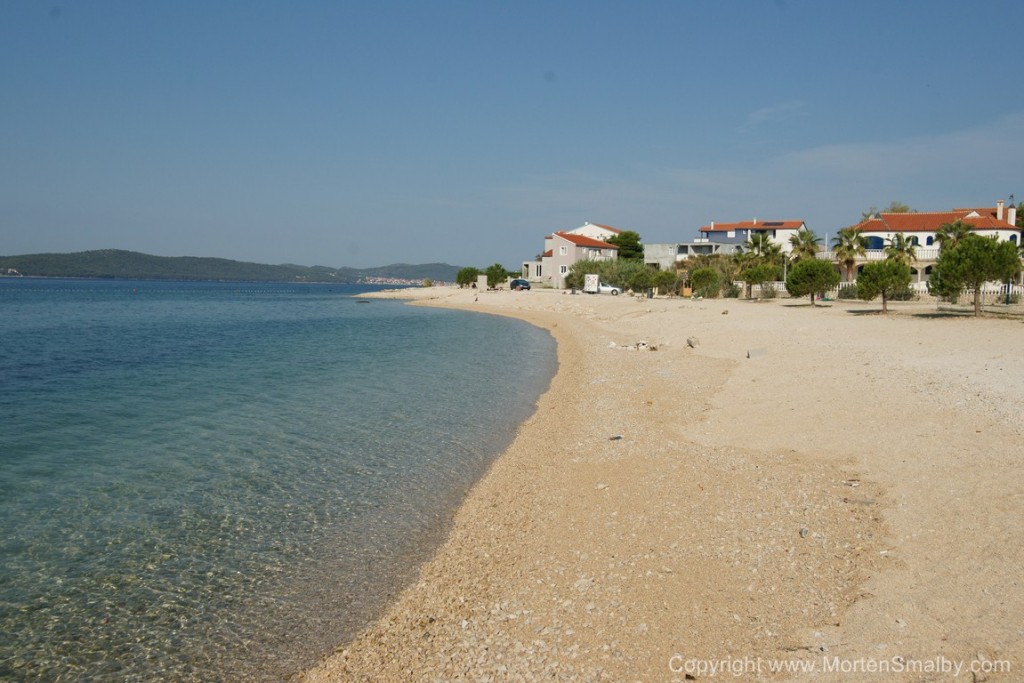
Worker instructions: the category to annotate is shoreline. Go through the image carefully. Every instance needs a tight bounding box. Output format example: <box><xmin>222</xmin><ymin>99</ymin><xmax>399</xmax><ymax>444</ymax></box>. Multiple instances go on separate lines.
<box><xmin>299</xmin><ymin>287</ymin><xmax>1023</xmax><ymax>682</ymax></box>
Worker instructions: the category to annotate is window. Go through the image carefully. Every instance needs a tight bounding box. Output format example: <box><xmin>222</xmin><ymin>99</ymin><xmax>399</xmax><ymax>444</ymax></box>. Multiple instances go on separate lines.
<box><xmin>727</xmin><ymin>230</ymin><xmax>735</xmax><ymax>238</ymax></box>
<box><xmin>536</xmin><ymin>265</ymin><xmax>542</xmax><ymax>276</ymax></box>
<box><xmin>910</xmin><ymin>236</ymin><xmax>919</xmax><ymax>246</ymax></box>
<box><xmin>559</xmin><ymin>265</ymin><xmax>568</xmax><ymax>274</ymax></box>
<box><xmin>926</xmin><ymin>236</ymin><xmax>934</xmax><ymax>246</ymax></box>
<box><xmin>1011</xmin><ymin>235</ymin><xmax>1019</xmax><ymax>245</ymax></box>
<box><xmin>559</xmin><ymin>246</ymin><xmax>567</xmax><ymax>255</ymax></box>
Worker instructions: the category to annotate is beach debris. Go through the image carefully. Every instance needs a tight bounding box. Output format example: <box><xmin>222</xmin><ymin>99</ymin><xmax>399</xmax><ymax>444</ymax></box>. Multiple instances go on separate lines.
<box><xmin>609</xmin><ymin>435</ymin><xmax>623</xmax><ymax>441</ymax></box>
<box><xmin>747</xmin><ymin>348</ymin><xmax>768</xmax><ymax>359</ymax></box>
<box><xmin>609</xmin><ymin>341</ymin><xmax>658</xmax><ymax>351</ymax></box>
<box><xmin>596</xmin><ymin>483</ymin><xmax>609</xmax><ymax>490</ymax></box>
<box><xmin>722</xmin><ymin>309</ymin><xmax>729</xmax><ymax>315</ymax></box>
<box><xmin>799</xmin><ymin>527</ymin><xmax>809</xmax><ymax>538</ymax></box>
<box><xmin>686</xmin><ymin>336</ymin><xmax>700</xmax><ymax>348</ymax></box>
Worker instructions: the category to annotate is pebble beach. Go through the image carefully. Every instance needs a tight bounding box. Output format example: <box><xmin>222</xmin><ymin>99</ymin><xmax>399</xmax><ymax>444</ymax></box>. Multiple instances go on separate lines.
<box><xmin>298</xmin><ymin>287</ymin><xmax>1024</xmax><ymax>682</ymax></box>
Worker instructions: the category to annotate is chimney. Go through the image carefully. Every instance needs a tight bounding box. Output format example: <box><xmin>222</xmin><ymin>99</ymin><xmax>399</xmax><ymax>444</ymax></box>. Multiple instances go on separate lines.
<box><xmin>1009</xmin><ymin>205</ymin><xmax>1017</xmax><ymax>227</ymax></box>
<box><xmin>997</xmin><ymin>200</ymin><xmax>1004</xmax><ymax>221</ymax></box>
<box><xmin>753</xmin><ymin>217</ymin><xmax>758</xmax><ymax>225</ymax></box>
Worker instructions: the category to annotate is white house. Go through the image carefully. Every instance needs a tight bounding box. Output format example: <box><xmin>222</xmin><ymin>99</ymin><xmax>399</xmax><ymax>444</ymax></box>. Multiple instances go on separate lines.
<box><xmin>697</xmin><ymin>219</ymin><xmax>808</xmax><ymax>254</ymax></box>
<box><xmin>566</xmin><ymin>221</ymin><xmax>622</xmax><ymax>242</ymax></box>
<box><xmin>522</xmin><ymin>222</ymin><xmax>622</xmax><ymax>289</ymax></box>
<box><xmin>838</xmin><ymin>201</ymin><xmax>1020</xmax><ymax>283</ymax></box>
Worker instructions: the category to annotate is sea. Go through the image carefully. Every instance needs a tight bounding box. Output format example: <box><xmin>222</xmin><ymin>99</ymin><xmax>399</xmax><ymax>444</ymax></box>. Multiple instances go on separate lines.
<box><xmin>0</xmin><ymin>278</ymin><xmax>556</xmax><ymax>682</ymax></box>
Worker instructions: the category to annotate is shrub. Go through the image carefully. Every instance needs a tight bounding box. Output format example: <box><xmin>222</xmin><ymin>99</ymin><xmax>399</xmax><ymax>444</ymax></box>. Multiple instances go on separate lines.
<box><xmin>837</xmin><ymin>284</ymin><xmax>859</xmax><ymax>299</ymax></box>
<box><xmin>888</xmin><ymin>285</ymin><xmax>917</xmax><ymax>301</ymax></box>
<box><xmin>690</xmin><ymin>268</ymin><xmax>720</xmax><ymax>298</ymax></box>
<box><xmin>759</xmin><ymin>284</ymin><xmax>778</xmax><ymax>299</ymax></box>
<box><xmin>722</xmin><ymin>282</ymin><xmax>742</xmax><ymax>298</ymax></box>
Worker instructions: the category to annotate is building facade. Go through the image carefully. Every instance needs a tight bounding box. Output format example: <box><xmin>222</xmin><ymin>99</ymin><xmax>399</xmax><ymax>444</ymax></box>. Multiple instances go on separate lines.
<box><xmin>830</xmin><ymin>202</ymin><xmax>1020</xmax><ymax>284</ymax></box>
<box><xmin>522</xmin><ymin>222</ymin><xmax>621</xmax><ymax>289</ymax></box>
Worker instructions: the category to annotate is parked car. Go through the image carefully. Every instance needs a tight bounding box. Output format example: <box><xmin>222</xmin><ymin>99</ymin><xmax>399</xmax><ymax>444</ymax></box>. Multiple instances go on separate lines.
<box><xmin>509</xmin><ymin>278</ymin><xmax>531</xmax><ymax>291</ymax></box>
<box><xmin>595</xmin><ymin>282</ymin><xmax>621</xmax><ymax>295</ymax></box>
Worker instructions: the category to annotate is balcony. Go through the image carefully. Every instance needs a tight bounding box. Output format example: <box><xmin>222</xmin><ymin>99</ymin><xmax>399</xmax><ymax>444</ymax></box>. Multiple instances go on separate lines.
<box><xmin>816</xmin><ymin>248</ymin><xmax>941</xmax><ymax>262</ymax></box>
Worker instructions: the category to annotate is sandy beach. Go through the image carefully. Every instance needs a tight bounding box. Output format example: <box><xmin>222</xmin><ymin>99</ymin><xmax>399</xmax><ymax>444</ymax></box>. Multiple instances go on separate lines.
<box><xmin>298</xmin><ymin>287</ymin><xmax>1023</xmax><ymax>682</ymax></box>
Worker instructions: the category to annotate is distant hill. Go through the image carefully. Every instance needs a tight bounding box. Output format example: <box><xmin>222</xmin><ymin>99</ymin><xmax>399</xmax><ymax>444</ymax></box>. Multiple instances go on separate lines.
<box><xmin>0</xmin><ymin>250</ymin><xmax>460</xmax><ymax>284</ymax></box>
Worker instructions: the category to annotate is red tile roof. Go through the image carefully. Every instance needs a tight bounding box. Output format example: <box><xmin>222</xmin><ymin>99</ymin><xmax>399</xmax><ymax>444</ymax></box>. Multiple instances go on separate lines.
<box><xmin>553</xmin><ymin>231</ymin><xmax>620</xmax><ymax>249</ymax></box>
<box><xmin>699</xmin><ymin>220</ymin><xmax>805</xmax><ymax>233</ymax></box>
<box><xmin>853</xmin><ymin>208</ymin><xmax>1016</xmax><ymax>233</ymax></box>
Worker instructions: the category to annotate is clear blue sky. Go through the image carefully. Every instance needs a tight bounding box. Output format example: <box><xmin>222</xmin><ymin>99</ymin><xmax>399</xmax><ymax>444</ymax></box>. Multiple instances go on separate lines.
<box><xmin>3</xmin><ymin>1</ymin><xmax>1023</xmax><ymax>268</ymax></box>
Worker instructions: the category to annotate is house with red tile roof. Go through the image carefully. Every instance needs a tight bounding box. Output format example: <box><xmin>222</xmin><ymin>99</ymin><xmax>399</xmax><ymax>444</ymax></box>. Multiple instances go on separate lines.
<box><xmin>842</xmin><ymin>201</ymin><xmax>1020</xmax><ymax>284</ymax></box>
<box><xmin>698</xmin><ymin>219</ymin><xmax>808</xmax><ymax>254</ymax></box>
<box><xmin>521</xmin><ymin>222</ymin><xmax>622</xmax><ymax>289</ymax></box>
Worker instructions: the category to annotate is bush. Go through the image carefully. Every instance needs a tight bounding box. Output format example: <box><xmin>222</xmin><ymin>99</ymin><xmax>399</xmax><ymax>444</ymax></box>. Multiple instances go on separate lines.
<box><xmin>723</xmin><ymin>282</ymin><xmax>742</xmax><ymax>298</ymax></box>
<box><xmin>837</xmin><ymin>284</ymin><xmax>859</xmax><ymax>299</ymax></box>
<box><xmin>690</xmin><ymin>268</ymin><xmax>720</xmax><ymax>298</ymax></box>
<box><xmin>888</xmin><ymin>285</ymin><xmax>917</xmax><ymax>301</ymax></box>
<box><xmin>759</xmin><ymin>284</ymin><xmax>778</xmax><ymax>299</ymax></box>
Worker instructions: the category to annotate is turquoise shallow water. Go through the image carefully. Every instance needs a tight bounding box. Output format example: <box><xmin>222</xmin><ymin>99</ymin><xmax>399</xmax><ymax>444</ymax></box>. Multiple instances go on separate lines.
<box><xmin>0</xmin><ymin>279</ymin><xmax>556</xmax><ymax>681</ymax></box>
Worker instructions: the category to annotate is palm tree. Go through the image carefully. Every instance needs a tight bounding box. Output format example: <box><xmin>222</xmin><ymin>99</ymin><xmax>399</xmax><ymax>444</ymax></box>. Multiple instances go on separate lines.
<box><xmin>744</xmin><ymin>233</ymin><xmax>783</xmax><ymax>266</ymax></box>
<box><xmin>832</xmin><ymin>227</ymin><xmax>868</xmax><ymax>281</ymax></box>
<box><xmin>936</xmin><ymin>220</ymin><xmax>973</xmax><ymax>250</ymax></box>
<box><xmin>789</xmin><ymin>229</ymin><xmax>822</xmax><ymax>263</ymax></box>
<box><xmin>884</xmin><ymin>233</ymin><xmax>917</xmax><ymax>265</ymax></box>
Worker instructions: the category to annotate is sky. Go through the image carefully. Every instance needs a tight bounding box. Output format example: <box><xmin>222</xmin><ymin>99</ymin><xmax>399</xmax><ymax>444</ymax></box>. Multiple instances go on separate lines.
<box><xmin>2</xmin><ymin>1</ymin><xmax>1024</xmax><ymax>269</ymax></box>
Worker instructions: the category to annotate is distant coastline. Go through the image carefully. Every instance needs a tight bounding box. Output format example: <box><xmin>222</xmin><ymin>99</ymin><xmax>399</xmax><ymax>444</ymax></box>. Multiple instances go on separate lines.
<box><xmin>0</xmin><ymin>249</ymin><xmax>459</xmax><ymax>285</ymax></box>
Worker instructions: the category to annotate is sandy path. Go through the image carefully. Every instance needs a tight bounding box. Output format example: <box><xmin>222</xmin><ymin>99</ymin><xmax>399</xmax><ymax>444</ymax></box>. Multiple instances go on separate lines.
<box><xmin>297</xmin><ymin>288</ymin><xmax>1023</xmax><ymax>682</ymax></box>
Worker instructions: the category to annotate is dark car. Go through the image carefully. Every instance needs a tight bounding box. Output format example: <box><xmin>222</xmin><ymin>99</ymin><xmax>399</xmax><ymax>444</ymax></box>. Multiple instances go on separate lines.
<box><xmin>510</xmin><ymin>278</ymin><xmax>531</xmax><ymax>290</ymax></box>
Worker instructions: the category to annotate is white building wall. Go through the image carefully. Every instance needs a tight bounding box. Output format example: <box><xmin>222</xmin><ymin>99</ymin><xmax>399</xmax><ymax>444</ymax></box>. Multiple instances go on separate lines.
<box><xmin>567</xmin><ymin>222</ymin><xmax>618</xmax><ymax>242</ymax></box>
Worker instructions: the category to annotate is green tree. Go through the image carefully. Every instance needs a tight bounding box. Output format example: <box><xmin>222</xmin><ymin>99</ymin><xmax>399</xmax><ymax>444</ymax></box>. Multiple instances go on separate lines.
<box><xmin>862</xmin><ymin>201</ymin><xmax>912</xmax><ymax>220</ymax></box>
<box><xmin>651</xmin><ymin>269</ymin><xmax>678</xmax><ymax>295</ymax></box>
<box><xmin>456</xmin><ymin>266</ymin><xmax>482</xmax><ymax>287</ymax></box>
<box><xmin>606</xmin><ymin>230</ymin><xmax>644</xmax><ymax>260</ymax></box>
<box><xmin>740</xmin><ymin>262</ymin><xmax>777</xmax><ymax>300</ymax></box>
<box><xmin>884</xmin><ymin>233</ymin><xmax>917</xmax><ymax>265</ymax></box>
<box><xmin>788</xmin><ymin>229</ymin><xmax>822</xmax><ymax>263</ymax></box>
<box><xmin>485</xmin><ymin>263</ymin><xmax>512</xmax><ymax>288</ymax></box>
<box><xmin>689</xmin><ymin>267</ymin><xmax>721</xmax><ymax>298</ymax></box>
<box><xmin>832</xmin><ymin>227</ymin><xmax>868</xmax><ymax>282</ymax></box>
<box><xmin>928</xmin><ymin>235</ymin><xmax>1022</xmax><ymax>316</ymax></box>
<box><xmin>565</xmin><ymin>259</ymin><xmax>620</xmax><ymax>290</ymax></box>
<box><xmin>935</xmin><ymin>220</ymin><xmax>972</xmax><ymax>251</ymax></box>
<box><xmin>857</xmin><ymin>260</ymin><xmax>912</xmax><ymax>313</ymax></box>
<box><xmin>744</xmin><ymin>233</ymin><xmax>783</xmax><ymax>266</ymax></box>
<box><xmin>785</xmin><ymin>258</ymin><xmax>839</xmax><ymax>305</ymax></box>
<box><xmin>627</xmin><ymin>268</ymin><xmax>653</xmax><ymax>292</ymax></box>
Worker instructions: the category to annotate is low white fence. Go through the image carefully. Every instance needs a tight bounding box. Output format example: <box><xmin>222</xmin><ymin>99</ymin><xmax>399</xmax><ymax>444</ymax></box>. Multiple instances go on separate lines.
<box><xmin>815</xmin><ymin>248</ymin><xmax>941</xmax><ymax>262</ymax></box>
<box><xmin>739</xmin><ymin>281</ymin><xmax>1024</xmax><ymax>299</ymax></box>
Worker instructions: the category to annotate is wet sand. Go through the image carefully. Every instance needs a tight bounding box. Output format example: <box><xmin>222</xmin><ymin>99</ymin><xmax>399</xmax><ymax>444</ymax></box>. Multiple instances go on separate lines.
<box><xmin>298</xmin><ymin>287</ymin><xmax>1023</xmax><ymax>682</ymax></box>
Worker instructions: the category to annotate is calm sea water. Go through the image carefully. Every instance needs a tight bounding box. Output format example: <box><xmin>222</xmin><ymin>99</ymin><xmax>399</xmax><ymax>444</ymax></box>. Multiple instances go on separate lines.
<box><xmin>0</xmin><ymin>278</ymin><xmax>555</xmax><ymax>682</ymax></box>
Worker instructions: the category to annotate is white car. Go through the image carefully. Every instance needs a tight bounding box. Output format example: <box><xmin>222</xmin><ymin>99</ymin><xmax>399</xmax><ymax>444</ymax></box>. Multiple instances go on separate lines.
<box><xmin>595</xmin><ymin>282</ymin><xmax>622</xmax><ymax>295</ymax></box>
